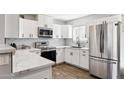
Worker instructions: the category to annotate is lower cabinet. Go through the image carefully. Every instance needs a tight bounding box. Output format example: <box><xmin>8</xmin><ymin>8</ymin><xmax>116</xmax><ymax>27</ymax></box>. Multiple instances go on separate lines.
<box><xmin>64</xmin><ymin>48</ymin><xmax>89</xmax><ymax>70</ymax></box>
<box><xmin>79</xmin><ymin>50</ymin><xmax>89</xmax><ymax>70</ymax></box>
<box><xmin>56</xmin><ymin>48</ymin><xmax>65</xmax><ymax>64</ymax></box>
<box><xmin>65</xmin><ymin>48</ymin><xmax>80</xmax><ymax>66</ymax></box>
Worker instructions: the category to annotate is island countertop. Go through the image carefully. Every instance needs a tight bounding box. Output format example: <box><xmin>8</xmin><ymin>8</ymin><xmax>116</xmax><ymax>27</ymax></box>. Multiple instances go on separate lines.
<box><xmin>0</xmin><ymin>44</ymin><xmax>16</xmax><ymax>54</ymax></box>
<box><xmin>13</xmin><ymin>48</ymin><xmax>54</xmax><ymax>73</ymax></box>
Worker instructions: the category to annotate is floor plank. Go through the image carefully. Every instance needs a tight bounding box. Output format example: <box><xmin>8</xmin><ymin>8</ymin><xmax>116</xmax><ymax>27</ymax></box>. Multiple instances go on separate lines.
<box><xmin>52</xmin><ymin>63</ymin><xmax>97</xmax><ymax>79</ymax></box>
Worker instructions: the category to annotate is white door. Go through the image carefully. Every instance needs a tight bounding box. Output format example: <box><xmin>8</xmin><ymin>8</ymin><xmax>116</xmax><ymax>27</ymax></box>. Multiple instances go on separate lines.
<box><xmin>19</xmin><ymin>18</ymin><xmax>25</xmax><ymax>38</ymax></box>
<box><xmin>29</xmin><ymin>20</ymin><xmax>38</xmax><ymax>38</ymax></box>
<box><xmin>53</xmin><ymin>24</ymin><xmax>61</xmax><ymax>38</ymax></box>
<box><xmin>19</xmin><ymin>18</ymin><xmax>38</xmax><ymax>38</ymax></box>
<box><xmin>45</xmin><ymin>16</ymin><xmax>53</xmax><ymax>28</ymax></box>
<box><xmin>79</xmin><ymin>50</ymin><xmax>89</xmax><ymax>70</ymax></box>
<box><xmin>61</xmin><ymin>25</ymin><xmax>72</xmax><ymax>38</ymax></box>
<box><xmin>5</xmin><ymin>14</ymin><xmax>19</xmax><ymax>38</ymax></box>
<box><xmin>37</xmin><ymin>15</ymin><xmax>45</xmax><ymax>27</ymax></box>
<box><xmin>56</xmin><ymin>48</ymin><xmax>65</xmax><ymax>63</ymax></box>
<box><xmin>72</xmin><ymin>49</ymin><xmax>80</xmax><ymax>66</ymax></box>
<box><xmin>64</xmin><ymin>48</ymin><xmax>72</xmax><ymax>64</ymax></box>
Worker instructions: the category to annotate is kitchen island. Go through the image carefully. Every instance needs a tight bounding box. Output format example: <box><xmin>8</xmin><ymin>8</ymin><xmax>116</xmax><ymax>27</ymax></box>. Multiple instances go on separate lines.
<box><xmin>0</xmin><ymin>44</ymin><xmax>16</xmax><ymax>79</ymax></box>
<box><xmin>12</xmin><ymin>48</ymin><xmax>54</xmax><ymax>79</ymax></box>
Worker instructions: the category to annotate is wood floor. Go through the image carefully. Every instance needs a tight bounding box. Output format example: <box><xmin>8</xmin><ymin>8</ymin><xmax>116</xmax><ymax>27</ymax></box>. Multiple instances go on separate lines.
<box><xmin>52</xmin><ymin>63</ymin><xmax>97</xmax><ymax>79</ymax></box>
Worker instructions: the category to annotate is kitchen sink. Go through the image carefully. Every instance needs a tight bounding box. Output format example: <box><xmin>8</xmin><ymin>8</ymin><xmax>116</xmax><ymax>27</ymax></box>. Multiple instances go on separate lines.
<box><xmin>71</xmin><ymin>46</ymin><xmax>82</xmax><ymax>48</ymax></box>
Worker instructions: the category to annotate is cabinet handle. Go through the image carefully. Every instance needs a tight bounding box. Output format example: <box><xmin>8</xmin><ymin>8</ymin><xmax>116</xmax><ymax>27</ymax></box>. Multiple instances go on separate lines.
<box><xmin>70</xmin><ymin>52</ymin><xmax>73</xmax><ymax>56</ymax></box>
<box><xmin>29</xmin><ymin>34</ymin><xmax>31</xmax><ymax>37</ymax></box>
<box><xmin>82</xmin><ymin>54</ymin><xmax>86</xmax><ymax>56</ymax></box>
<box><xmin>22</xmin><ymin>34</ymin><xmax>24</xmax><ymax>37</ymax></box>
<box><xmin>32</xmin><ymin>34</ymin><xmax>33</xmax><ymax>37</ymax></box>
<box><xmin>44</xmin><ymin>24</ymin><xmax>48</xmax><ymax>28</ymax></box>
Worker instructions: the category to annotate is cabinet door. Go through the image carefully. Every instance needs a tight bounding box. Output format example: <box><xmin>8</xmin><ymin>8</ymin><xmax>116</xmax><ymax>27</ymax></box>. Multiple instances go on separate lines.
<box><xmin>56</xmin><ymin>48</ymin><xmax>65</xmax><ymax>63</ymax></box>
<box><xmin>38</xmin><ymin>15</ymin><xmax>45</xmax><ymax>27</ymax></box>
<box><xmin>29</xmin><ymin>20</ymin><xmax>38</xmax><ymax>38</ymax></box>
<box><xmin>38</xmin><ymin>15</ymin><xmax>53</xmax><ymax>28</ymax></box>
<box><xmin>53</xmin><ymin>24</ymin><xmax>61</xmax><ymax>38</ymax></box>
<box><xmin>64</xmin><ymin>48</ymin><xmax>72</xmax><ymax>64</ymax></box>
<box><xmin>19</xmin><ymin>18</ymin><xmax>38</xmax><ymax>38</ymax></box>
<box><xmin>80</xmin><ymin>50</ymin><xmax>89</xmax><ymax>70</ymax></box>
<box><xmin>45</xmin><ymin>16</ymin><xmax>53</xmax><ymax>28</ymax></box>
<box><xmin>5</xmin><ymin>14</ymin><xmax>19</xmax><ymax>38</ymax></box>
<box><xmin>61</xmin><ymin>25</ymin><xmax>72</xmax><ymax>38</ymax></box>
<box><xmin>72</xmin><ymin>49</ymin><xmax>80</xmax><ymax>66</ymax></box>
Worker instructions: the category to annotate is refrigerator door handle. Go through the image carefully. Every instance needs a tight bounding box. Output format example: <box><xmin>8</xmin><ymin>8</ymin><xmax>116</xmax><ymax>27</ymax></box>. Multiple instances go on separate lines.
<box><xmin>101</xmin><ymin>22</ymin><xmax>105</xmax><ymax>53</ymax></box>
<box><xmin>90</xmin><ymin>57</ymin><xmax>117</xmax><ymax>64</ymax></box>
<box><xmin>100</xmin><ymin>25</ymin><xmax>102</xmax><ymax>53</ymax></box>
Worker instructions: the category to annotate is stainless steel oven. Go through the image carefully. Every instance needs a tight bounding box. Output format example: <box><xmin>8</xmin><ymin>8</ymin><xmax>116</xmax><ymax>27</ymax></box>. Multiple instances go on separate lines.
<box><xmin>38</xmin><ymin>27</ymin><xmax>53</xmax><ymax>38</ymax></box>
<box><xmin>35</xmin><ymin>42</ymin><xmax>56</xmax><ymax>62</ymax></box>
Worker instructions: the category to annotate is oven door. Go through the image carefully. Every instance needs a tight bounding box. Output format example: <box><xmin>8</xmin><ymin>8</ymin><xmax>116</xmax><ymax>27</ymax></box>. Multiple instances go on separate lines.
<box><xmin>41</xmin><ymin>50</ymin><xmax>56</xmax><ymax>62</ymax></box>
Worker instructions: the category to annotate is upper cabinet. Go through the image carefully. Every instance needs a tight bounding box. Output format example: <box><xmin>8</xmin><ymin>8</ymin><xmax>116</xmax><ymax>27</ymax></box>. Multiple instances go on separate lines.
<box><xmin>5</xmin><ymin>14</ymin><xmax>38</xmax><ymax>38</ymax></box>
<box><xmin>53</xmin><ymin>24</ymin><xmax>72</xmax><ymax>38</ymax></box>
<box><xmin>19</xmin><ymin>18</ymin><xmax>38</xmax><ymax>38</ymax></box>
<box><xmin>61</xmin><ymin>25</ymin><xmax>72</xmax><ymax>38</ymax></box>
<box><xmin>38</xmin><ymin>15</ymin><xmax>53</xmax><ymax>28</ymax></box>
<box><xmin>5</xmin><ymin>14</ymin><xmax>19</xmax><ymax>38</ymax></box>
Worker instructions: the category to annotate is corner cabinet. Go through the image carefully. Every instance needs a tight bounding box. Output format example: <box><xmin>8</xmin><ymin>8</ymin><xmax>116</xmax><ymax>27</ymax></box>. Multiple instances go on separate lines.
<box><xmin>5</xmin><ymin>14</ymin><xmax>38</xmax><ymax>38</ymax></box>
<box><xmin>53</xmin><ymin>24</ymin><xmax>72</xmax><ymax>38</ymax></box>
<box><xmin>38</xmin><ymin>15</ymin><xmax>53</xmax><ymax>28</ymax></box>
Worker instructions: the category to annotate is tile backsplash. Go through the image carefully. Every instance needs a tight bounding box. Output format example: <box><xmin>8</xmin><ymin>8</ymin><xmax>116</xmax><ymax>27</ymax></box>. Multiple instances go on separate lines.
<box><xmin>5</xmin><ymin>38</ymin><xmax>65</xmax><ymax>48</ymax></box>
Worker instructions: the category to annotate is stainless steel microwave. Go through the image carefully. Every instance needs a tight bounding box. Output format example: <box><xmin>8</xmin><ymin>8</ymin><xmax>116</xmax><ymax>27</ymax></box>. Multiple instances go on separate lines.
<box><xmin>38</xmin><ymin>27</ymin><xmax>53</xmax><ymax>38</ymax></box>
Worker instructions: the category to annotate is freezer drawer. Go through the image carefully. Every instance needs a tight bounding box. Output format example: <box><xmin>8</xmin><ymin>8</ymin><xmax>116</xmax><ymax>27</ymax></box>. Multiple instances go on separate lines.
<box><xmin>89</xmin><ymin>57</ymin><xmax>117</xmax><ymax>79</ymax></box>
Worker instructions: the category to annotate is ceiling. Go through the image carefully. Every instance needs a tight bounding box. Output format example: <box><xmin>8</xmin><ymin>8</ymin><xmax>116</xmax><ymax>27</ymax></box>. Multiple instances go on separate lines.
<box><xmin>48</xmin><ymin>14</ymin><xmax>88</xmax><ymax>21</ymax></box>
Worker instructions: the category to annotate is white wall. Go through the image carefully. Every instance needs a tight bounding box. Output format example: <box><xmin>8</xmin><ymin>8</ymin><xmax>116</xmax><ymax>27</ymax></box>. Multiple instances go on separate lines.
<box><xmin>0</xmin><ymin>15</ymin><xmax>5</xmax><ymax>44</ymax></box>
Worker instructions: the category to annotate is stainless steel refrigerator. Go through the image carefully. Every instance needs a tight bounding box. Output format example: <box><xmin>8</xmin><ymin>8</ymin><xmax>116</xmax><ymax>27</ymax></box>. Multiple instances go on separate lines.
<box><xmin>89</xmin><ymin>21</ymin><xmax>120</xmax><ymax>79</ymax></box>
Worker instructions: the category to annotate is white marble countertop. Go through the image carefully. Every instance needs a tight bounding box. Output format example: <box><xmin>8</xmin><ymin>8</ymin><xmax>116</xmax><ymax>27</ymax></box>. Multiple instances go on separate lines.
<box><xmin>52</xmin><ymin>45</ymin><xmax>89</xmax><ymax>50</ymax></box>
<box><xmin>0</xmin><ymin>44</ymin><xmax>16</xmax><ymax>54</ymax></box>
<box><xmin>13</xmin><ymin>48</ymin><xmax>54</xmax><ymax>73</ymax></box>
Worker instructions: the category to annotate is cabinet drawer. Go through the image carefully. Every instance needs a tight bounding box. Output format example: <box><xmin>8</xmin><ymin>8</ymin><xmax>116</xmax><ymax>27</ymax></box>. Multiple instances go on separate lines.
<box><xmin>80</xmin><ymin>50</ymin><xmax>89</xmax><ymax>54</ymax></box>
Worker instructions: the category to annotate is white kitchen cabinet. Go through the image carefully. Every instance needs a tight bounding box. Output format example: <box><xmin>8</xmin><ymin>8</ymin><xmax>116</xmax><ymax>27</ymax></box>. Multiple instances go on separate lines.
<box><xmin>5</xmin><ymin>14</ymin><xmax>19</xmax><ymax>38</ymax></box>
<box><xmin>65</xmin><ymin>48</ymin><xmax>89</xmax><ymax>70</ymax></box>
<box><xmin>53</xmin><ymin>24</ymin><xmax>61</xmax><ymax>38</ymax></box>
<box><xmin>56</xmin><ymin>48</ymin><xmax>65</xmax><ymax>64</ymax></box>
<box><xmin>19</xmin><ymin>18</ymin><xmax>38</xmax><ymax>38</ymax></box>
<box><xmin>71</xmin><ymin>49</ymin><xmax>80</xmax><ymax>66</ymax></box>
<box><xmin>38</xmin><ymin>15</ymin><xmax>53</xmax><ymax>28</ymax></box>
<box><xmin>64</xmin><ymin>48</ymin><xmax>72</xmax><ymax>64</ymax></box>
<box><xmin>53</xmin><ymin>24</ymin><xmax>72</xmax><ymax>38</ymax></box>
<box><xmin>0</xmin><ymin>14</ymin><xmax>5</xmax><ymax>44</ymax></box>
<box><xmin>65</xmin><ymin>48</ymin><xmax>80</xmax><ymax>66</ymax></box>
<box><xmin>61</xmin><ymin>25</ymin><xmax>72</xmax><ymax>38</ymax></box>
<box><xmin>79</xmin><ymin>50</ymin><xmax>89</xmax><ymax>70</ymax></box>
<box><xmin>5</xmin><ymin>14</ymin><xmax>38</xmax><ymax>38</ymax></box>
